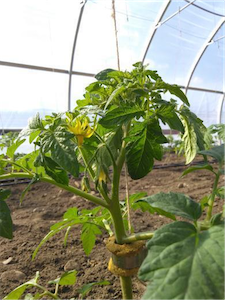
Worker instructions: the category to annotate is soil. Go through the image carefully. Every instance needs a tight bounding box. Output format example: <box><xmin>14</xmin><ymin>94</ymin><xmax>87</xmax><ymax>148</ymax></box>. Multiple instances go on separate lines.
<box><xmin>0</xmin><ymin>153</ymin><xmax>224</xmax><ymax>299</ymax></box>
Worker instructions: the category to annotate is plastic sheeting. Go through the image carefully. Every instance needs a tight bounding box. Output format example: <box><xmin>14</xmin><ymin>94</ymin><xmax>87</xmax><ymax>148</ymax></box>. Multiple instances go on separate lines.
<box><xmin>0</xmin><ymin>0</ymin><xmax>224</xmax><ymax>130</ymax></box>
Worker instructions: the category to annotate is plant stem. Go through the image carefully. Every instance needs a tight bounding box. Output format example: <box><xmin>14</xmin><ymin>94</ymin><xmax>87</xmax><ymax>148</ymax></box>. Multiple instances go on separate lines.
<box><xmin>122</xmin><ymin>231</ymin><xmax>154</xmax><ymax>243</ymax></box>
<box><xmin>0</xmin><ymin>173</ymin><xmax>109</xmax><ymax>209</ymax></box>
<box><xmin>110</xmin><ymin>201</ymin><xmax>127</xmax><ymax>244</ymax></box>
<box><xmin>205</xmin><ymin>172</ymin><xmax>220</xmax><ymax>222</ymax></box>
<box><xmin>35</xmin><ymin>283</ymin><xmax>60</xmax><ymax>299</ymax></box>
<box><xmin>79</xmin><ymin>146</ymin><xmax>111</xmax><ymax>204</ymax></box>
<box><xmin>125</xmin><ymin>164</ymin><xmax>132</xmax><ymax>234</ymax></box>
<box><xmin>120</xmin><ymin>276</ymin><xmax>133</xmax><ymax>300</ymax></box>
<box><xmin>109</xmin><ymin>123</ymin><xmax>134</xmax><ymax>299</ymax></box>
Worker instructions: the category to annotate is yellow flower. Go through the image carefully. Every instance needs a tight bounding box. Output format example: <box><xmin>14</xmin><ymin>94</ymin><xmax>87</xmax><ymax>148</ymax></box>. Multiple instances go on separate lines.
<box><xmin>99</xmin><ymin>169</ymin><xmax>107</xmax><ymax>183</ymax></box>
<box><xmin>67</xmin><ymin>117</ymin><xmax>94</xmax><ymax>146</ymax></box>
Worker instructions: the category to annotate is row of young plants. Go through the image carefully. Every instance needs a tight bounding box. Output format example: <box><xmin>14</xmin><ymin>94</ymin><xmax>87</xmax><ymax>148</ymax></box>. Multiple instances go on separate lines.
<box><xmin>165</xmin><ymin>123</ymin><xmax>225</xmax><ymax>155</ymax></box>
<box><xmin>0</xmin><ymin>62</ymin><xmax>224</xmax><ymax>299</ymax></box>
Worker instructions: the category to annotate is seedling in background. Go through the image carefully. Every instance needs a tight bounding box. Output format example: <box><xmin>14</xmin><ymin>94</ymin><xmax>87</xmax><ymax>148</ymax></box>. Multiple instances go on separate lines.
<box><xmin>0</xmin><ymin>63</ymin><xmax>224</xmax><ymax>299</ymax></box>
<box><xmin>3</xmin><ymin>270</ymin><xmax>110</xmax><ymax>300</ymax></box>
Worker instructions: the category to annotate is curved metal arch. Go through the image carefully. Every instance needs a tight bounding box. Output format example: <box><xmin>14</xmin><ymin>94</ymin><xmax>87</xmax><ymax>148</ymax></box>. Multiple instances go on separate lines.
<box><xmin>142</xmin><ymin>0</ymin><xmax>171</xmax><ymax>63</ymax></box>
<box><xmin>185</xmin><ymin>18</ymin><xmax>225</xmax><ymax>94</ymax></box>
<box><xmin>218</xmin><ymin>94</ymin><xmax>225</xmax><ymax>124</ymax></box>
<box><xmin>142</xmin><ymin>0</ymin><xmax>196</xmax><ymax>63</ymax></box>
<box><xmin>184</xmin><ymin>0</ymin><xmax>225</xmax><ymax>17</ymax></box>
<box><xmin>68</xmin><ymin>0</ymin><xmax>87</xmax><ymax>111</ymax></box>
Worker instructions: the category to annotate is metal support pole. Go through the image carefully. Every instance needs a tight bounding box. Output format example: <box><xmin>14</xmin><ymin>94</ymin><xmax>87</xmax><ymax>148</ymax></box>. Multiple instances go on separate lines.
<box><xmin>68</xmin><ymin>0</ymin><xmax>87</xmax><ymax>111</ymax></box>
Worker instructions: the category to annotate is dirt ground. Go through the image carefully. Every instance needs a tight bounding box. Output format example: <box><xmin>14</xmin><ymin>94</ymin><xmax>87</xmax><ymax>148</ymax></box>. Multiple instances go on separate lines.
<box><xmin>0</xmin><ymin>153</ymin><xmax>224</xmax><ymax>299</ymax></box>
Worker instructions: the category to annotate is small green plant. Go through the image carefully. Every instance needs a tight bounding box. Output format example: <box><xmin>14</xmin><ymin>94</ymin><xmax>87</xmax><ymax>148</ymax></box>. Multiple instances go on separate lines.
<box><xmin>3</xmin><ymin>270</ymin><xmax>110</xmax><ymax>300</ymax></box>
<box><xmin>204</xmin><ymin>123</ymin><xmax>225</xmax><ymax>149</ymax></box>
<box><xmin>0</xmin><ymin>63</ymin><xmax>224</xmax><ymax>299</ymax></box>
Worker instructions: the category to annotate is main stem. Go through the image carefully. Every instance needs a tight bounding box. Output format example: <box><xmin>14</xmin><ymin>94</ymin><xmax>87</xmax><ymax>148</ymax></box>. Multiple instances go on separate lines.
<box><xmin>109</xmin><ymin>123</ymin><xmax>133</xmax><ymax>300</ymax></box>
<box><xmin>205</xmin><ymin>171</ymin><xmax>220</xmax><ymax>222</ymax></box>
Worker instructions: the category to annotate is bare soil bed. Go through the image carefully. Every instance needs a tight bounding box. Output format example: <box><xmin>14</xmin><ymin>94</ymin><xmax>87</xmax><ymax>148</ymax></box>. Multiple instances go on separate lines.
<box><xmin>0</xmin><ymin>153</ymin><xmax>224</xmax><ymax>299</ymax></box>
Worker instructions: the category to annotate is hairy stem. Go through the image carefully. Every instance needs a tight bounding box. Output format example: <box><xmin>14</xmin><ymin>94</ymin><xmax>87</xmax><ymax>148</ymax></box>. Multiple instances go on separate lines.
<box><xmin>120</xmin><ymin>276</ymin><xmax>133</xmax><ymax>300</ymax></box>
<box><xmin>0</xmin><ymin>173</ymin><xmax>109</xmax><ymax>209</ymax></box>
<box><xmin>122</xmin><ymin>231</ymin><xmax>154</xmax><ymax>243</ymax></box>
<box><xmin>35</xmin><ymin>284</ymin><xmax>60</xmax><ymax>299</ymax></box>
<box><xmin>205</xmin><ymin>172</ymin><xmax>220</xmax><ymax>222</ymax></box>
<box><xmin>125</xmin><ymin>164</ymin><xmax>132</xmax><ymax>234</ymax></box>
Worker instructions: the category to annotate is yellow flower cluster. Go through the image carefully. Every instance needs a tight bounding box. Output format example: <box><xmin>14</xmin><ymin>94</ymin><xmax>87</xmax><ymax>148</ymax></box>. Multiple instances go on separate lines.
<box><xmin>67</xmin><ymin>115</ymin><xmax>94</xmax><ymax>146</ymax></box>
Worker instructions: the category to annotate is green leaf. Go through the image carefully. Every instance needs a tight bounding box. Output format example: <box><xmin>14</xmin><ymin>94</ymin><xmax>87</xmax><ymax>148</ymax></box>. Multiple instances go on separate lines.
<box><xmin>146</xmin><ymin>120</ymin><xmax>168</xmax><ymax>144</ymax></box>
<box><xmin>19</xmin><ymin>114</ymin><xmax>43</xmax><ymax>140</ymax></box>
<box><xmin>29</xmin><ymin>130</ymin><xmax>41</xmax><ymax>143</ymax></box>
<box><xmin>216</xmin><ymin>186</ymin><xmax>225</xmax><ymax>199</ymax></box>
<box><xmin>139</xmin><ymin>222</ymin><xmax>224</xmax><ymax>299</ymax></box>
<box><xmin>180</xmin><ymin>106</ymin><xmax>206</xmax><ymax>162</ymax></box>
<box><xmin>20</xmin><ymin>175</ymin><xmax>40</xmax><ymax>205</ymax></box>
<box><xmin>0</xmin><ymin>189</ymin><xmax>11</xmax><ymax>201</ymax></box>
<box><xmin>78</xmin><ymin>280</ymin><xmax>110</xmax><ymax>299</ymax></box>
<box><xmin>198</xmin><ymin>144</ymin><xmax>224</xmax><ymax>165</ymax></box>
<box><xmin>3</xmin><ymin>284</ymin><xmax>31</xmax><ymax>300</ymax></box>
<box><xmin>3</xmin><ymin>273</ymin><xmax>39</xmax><ymax>300</ymax></box>
<box><xmin>15</xmin><ymin>151</ymin><xmax>46</xmax><ymax>175</ymax></box>
<box><xmin>99</xmin><ymin>106</ymin><xmax>144</xmax><ymax>128</ymax></box>
<box><xmin>104</xmin><ymin>85</ymin><xmax>126</xmax><ymax>109</ymax></box>
<box><xmin>136</xmin><ymin>192</ymin><xmax>202</xmax><ymax>221</ymax></box>
<box><xmin>95</xmin><ymin>68</ymin><xmax>115</xmax><ymax>80</ymax></box>
<box><xmin>81</xmin><ymin>223</ymin><xmax>101</xmax><ymax>256</ymax></box>
<box><xmin>210</xmin><ymin>213</ymin><xmax>224</xmax><ymax>226</ymax></box>
<box><xmin>132</xmin><ymin>200</ymin><xmax>176</xmax><ymax>220</ymax></box>
<box><xmin>49</xmin><ymin>270</ymin><xmax>77</xmax><ymax>286</ymax></box>
<box><xmin>182</xmin><ymin>164</ymin><xmax>214</xmax><ymax>177</ymax></box>
<box><xmin>32</xmin><ymin>218</ymin><xmax>85</xmax><ymax>260</ymax></box>
<box><xmin>156</xmin><ymin>105</ymin><xmax>184</xmax><ymax>133</ymax></box>
<box><xmin>129</xmin><ymin>192</ymin><xmax>148</xmax><ymax>204</ymax></box>
<box><xmin>155</xmin><ymin>82</ymin><xmax>189</xmax><ymax>106</ymax></box>
<box><xmin>41</xmin><ymin>128</ymin><xmax>79</xmax><ymax>177</ymax></box>
<box><xmin>6</xmin><ymin>139</ymin><xmax>26</xmax><ymax>159</ymax></box>
<box><xmin>181</xmin><ymin>115</ymin><xmax>197</xmax><ymax>164</ymax></box>
<box><xmin>200</xmin><ymin>195</ymin><xmax>210</xmax><ymax>209</ymax></box>
<box><xmin>28</xmin><ymin>113</ymin><xmax>43</xmax><ymax>130</ymax></box>
<box><xmin>63</xmin><ymin>207</ymin><xmax>79</xmax><ymax>220</ymax></box>
<box><xmin>42</xmin><ymin>156</ymin><xmax>69</xmax><ymax>185</ymax></box>
<box><xmin>0</xmin><ymin>191</ymin><xmax>13</xmax><ymax>239</ymax></box>
<box><xmin>126</xmin><ymin>123</ymin><xmax>163</xmax><ymax>179</ymax></box>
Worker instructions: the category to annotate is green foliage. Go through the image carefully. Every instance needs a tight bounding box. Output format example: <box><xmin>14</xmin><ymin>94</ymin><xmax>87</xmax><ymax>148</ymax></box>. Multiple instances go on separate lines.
<box><xmin>204</xmin><ymin>124</ymin><xmax>225</xmax><ymax>148</ymax></box>
<box><xmin>0</xmin><ymin>131</ymin><xmax>20</xmax><ymax>150</ymax></box>
<box><xmin>32</xmin><ymin>206</ymin><xmax>113</xmax><ymax>259</ymax></box>
<box><xmin>182</xmin><ymin>164</ymin><xmax>214</xmax><ymax>177</ymax></box>
<box><xmin>81</xmin><ymin>223</ymin><xmax>102</xmax><ymax>256</ymax></box>
<box><xmin>48</xmin><ymin>270</ymin><xmax>77</xmax><ymax>286</ymax></box>
<box><xmin>99</xmin><ymin>105</ymin><xmax>144</xmax><ymax>128</ymax></box>
<box><xmin>0</xmin><ymin>189</ymin><xmax>13</xmax><ymax>239</ymax></box>
<box><xmin>3</xmin><ymin>272</ymin><xmax>40</xmax><ymax>300</ymax></box>
<box><xmin>134</xmin><ymin>192</ymin><xmax>202</xmax><ymax>221</ymax></box>
<box><xmin>179</xmin><ymin>106</ymin><xmax>206</xmax><ymax>164</ymax></box>
<box><xmin>139</xmin><ymin>222</ymin><xmax>224</xmax><ymax>299</ymax></box>
<box><xmin>6</xmin><ymin>139</ymin><xmax>26</xmax><ymax>159</ymax></box>
<box><xmin>78</xmin><ymin>280</ymin><xmax>110</xmax><ymax>299</ymax></box>
<box><xmin>3</xmin><ymin>270</ymin><xmax>109</xmax><ymax>300</ymax></box>
<box><xmin>199</xmin><ymin>144</ymin><xmax>224</xmax><ymax>166</ymax></box>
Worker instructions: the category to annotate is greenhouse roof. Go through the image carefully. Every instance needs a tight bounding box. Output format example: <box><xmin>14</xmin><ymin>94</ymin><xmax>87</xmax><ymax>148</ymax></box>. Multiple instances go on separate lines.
<box><xmin>0</xmin><ymin>0</ymin><xmax>224</xmax><ymax>130</ymax></box>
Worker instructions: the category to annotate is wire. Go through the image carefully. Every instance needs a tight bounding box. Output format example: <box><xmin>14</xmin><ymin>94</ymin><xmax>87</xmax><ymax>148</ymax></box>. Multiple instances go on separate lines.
<box><xmin>88</xmin><ymin>0</ymin><xmax>155</xmax><ymax>22</ymax></box>
<box><xmin>88</xmin><ymin>0</ymin><xmax>214</xmax><ymax>42</ymax></box>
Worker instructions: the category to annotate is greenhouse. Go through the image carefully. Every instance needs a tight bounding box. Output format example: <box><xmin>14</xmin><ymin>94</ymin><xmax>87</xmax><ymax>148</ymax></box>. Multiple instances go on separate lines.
<box><xmin>0</xmin><ymin>1</ymin><xmax>224</xmax><ymax>300</ymax></box>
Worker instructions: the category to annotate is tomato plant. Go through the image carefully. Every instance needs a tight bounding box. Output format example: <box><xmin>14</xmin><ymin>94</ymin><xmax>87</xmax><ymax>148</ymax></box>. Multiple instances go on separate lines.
<box><xmin>3</xmin><ymin>270</ymin><xmax>110</xmax><ymax>300</ymax></box>
<box><xmin>0</xmin><ymin>62</ymin><xmax>224</xmax><ymax>299</ymax></box>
